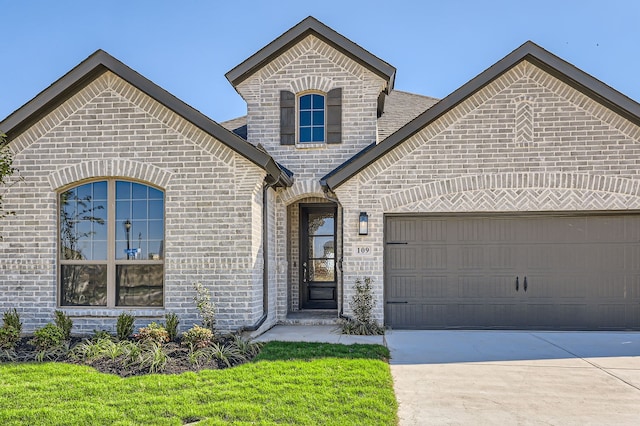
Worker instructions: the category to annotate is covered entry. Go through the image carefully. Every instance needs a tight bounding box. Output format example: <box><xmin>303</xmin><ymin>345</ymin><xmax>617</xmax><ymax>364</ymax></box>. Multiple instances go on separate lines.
<box><xmin>384</xmin><ymin>214</ymin><xmax>640</xmax><ymax>330</ymax></box>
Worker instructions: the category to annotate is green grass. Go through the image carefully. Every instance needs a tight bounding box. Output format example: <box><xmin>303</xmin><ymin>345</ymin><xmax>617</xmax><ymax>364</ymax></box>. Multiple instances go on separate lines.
<box><xmin>0</xmin><ymin>342</ymin><xmax>397</xmax><ymax>425</ymax></box>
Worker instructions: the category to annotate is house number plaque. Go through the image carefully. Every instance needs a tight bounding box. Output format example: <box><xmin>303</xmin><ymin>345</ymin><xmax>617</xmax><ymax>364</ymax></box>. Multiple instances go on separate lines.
<box><xmin>355</xmin><ymin>246</ymin><xmax>372</xmax><ymax>256</ymax></box>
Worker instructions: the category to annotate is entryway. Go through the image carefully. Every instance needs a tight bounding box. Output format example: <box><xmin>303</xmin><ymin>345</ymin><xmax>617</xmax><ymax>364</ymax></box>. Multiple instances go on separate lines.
<box><xmin>299</xmin><ymin>204</ymin><xmax>337</xmax><ymax>309</ymax></box>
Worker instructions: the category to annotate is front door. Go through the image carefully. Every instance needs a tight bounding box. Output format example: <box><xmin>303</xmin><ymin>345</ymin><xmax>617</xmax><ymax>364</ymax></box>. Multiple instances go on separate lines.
<box><xmin>300</xmin><ymin>205</ymin><xmax>337</xmax><ymax>309</ymax></box>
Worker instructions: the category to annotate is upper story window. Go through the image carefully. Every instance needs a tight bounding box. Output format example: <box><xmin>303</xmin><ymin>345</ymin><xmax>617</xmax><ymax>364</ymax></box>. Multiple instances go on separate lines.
<box><xmin>59</xmin><ymin>180</ymin><xmax>164</xmax><ymax>308</ymax></box>
<box><xmin>280</xmin><ymin>88</ymin><xmax>342</xmax><ymax>146</ymax></box>
<box><xmin>298</xmin><ymin>93</ymin><xmax>325</xmax><ymax>143</ymax></box>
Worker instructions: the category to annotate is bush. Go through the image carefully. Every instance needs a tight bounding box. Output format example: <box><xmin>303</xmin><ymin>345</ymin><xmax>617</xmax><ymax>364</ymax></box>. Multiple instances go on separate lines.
<box><xmin>164</xmin><ymin>313</ymin><xmax>179</xmax><ymax>341</ymax></box>
<box><xmin>339</xmin><ymin>277</ymin><xmax>384</xmax><ymax>336</ymax></box>
<box><xmin>193</xmin><ymin>282</ymin><xmax>216</xmax><ymax>332</ymax></box>
<box><xmin>0</xmin><ymin>326</ymin><xmax>20</xmax><ymax>350</ymax></box>
<box><xmin>2</xmin><ymin>308</ymin><xmax>22</xmax><ymax>334</ymax></box>
<box><xmin>54</xmin><ymin>311</ymin><xmax>73</xmax><ymax>340</ymax></box>
<box><xmin>30</xmin><ymin>323</ymin><xmax>66</xmax><ymax>351</ymax></box>
<box><xmin>182</xmin><ymin>325</ymin><xmax>214</xmax><ymax>349</ymax></box>
<box><xmin>135</xmin><ymin>322</ymin><xmax>169</xmax><ymax>345</ymax></box>
<box><xmin>116</xmin><ymin>312</ymin><xmax>135</xmax><ymax>341</ymax></box>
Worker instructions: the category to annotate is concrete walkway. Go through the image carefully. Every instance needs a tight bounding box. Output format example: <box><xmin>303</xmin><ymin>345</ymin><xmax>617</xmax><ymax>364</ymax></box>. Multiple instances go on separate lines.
<box><xmin>386</xmin><ymin>330</ymin><xmax>640</xmax><ymax>425</ymax></box>
<box><xmin>252</xmin><ymin>324</ymin><xmax>384</xmax><ymax>345</ymax></box>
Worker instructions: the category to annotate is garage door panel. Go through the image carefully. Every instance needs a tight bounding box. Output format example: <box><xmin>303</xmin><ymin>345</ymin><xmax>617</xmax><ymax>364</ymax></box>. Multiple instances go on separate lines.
<box><xmin>385</xmin><ymin>214</ymin><xmax>640</xmax><ymax>330</ymax></box>
<box><xmin>387</xmin><ymin>304</ymin><xmax>449</xmax><ymax>328</ymax></box>
<box><xmin>457</xmin><ymin>275</ymin><xmax>516</xmax><ymax>298</ymax></box>
<box><xmin>526</xmin><ymin>304</ymin><xmax>590</xmax><ymax>329</ymax></box>
<box><xmin>388</xmin><ymin>275</ymin><xmax>449</xmax><ymax>299</ymax></box>
<box><xmin>387</xmin><ymin>247</ymin><xmax>416</xmax><ymax>270</ymax></box>
<box><xmin>457</xmin><ymin>304</ymin><xmax>526</xmax><ymax>327</ymax></box>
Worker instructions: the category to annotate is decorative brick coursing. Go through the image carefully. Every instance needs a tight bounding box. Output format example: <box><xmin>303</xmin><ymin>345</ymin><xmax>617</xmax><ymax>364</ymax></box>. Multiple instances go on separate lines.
<box><xmin>236</xmin><ymin>34</ymin><xmax>387</xmax><ymax>184</ymax></box>
<box><xmin>514</xmin><ymin>95</ymin><xmax>534</xmax><ymax>146</ymax></box>
<box><xmin>381</xmin><ymin>173</ymin><xmax>640</xmax><ymax>212</ymax></box>
<box><xmin>48</xmin><ymin>159</ymin><xmax>173</xmax><ymax>191</ymax></box>
<box><xmin>0</xmin><ymin>73</ymin><xmax>267</xmax><ymax>334</ymax></box>
<box><xmin>336</xmin><ymin>60</ymin><xmax>640</xmax><ymax>325</ymax></box>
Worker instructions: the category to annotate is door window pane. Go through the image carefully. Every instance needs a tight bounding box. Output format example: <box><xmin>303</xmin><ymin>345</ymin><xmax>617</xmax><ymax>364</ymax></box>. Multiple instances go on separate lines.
<box><xmin>309</xmin><ymin>259</ymin><xmax>335</xmax><ymax>282</ymax></box>
<box><xmin>309</xmin><ymin>236</ymin><xmax>335</xmax><ymax>259</ymax></box>
<box><xmin>308</xmin><ymin>213</ymin><xmax>334</xmax><ymax>236</ymax></box>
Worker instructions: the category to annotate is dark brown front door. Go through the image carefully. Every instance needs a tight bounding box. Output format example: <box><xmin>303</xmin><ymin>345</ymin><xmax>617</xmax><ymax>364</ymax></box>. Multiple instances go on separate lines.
<box><xmin>300</xmin><ymin>205</ymin><xmax>337</xmax><ymax>309</ymax></box>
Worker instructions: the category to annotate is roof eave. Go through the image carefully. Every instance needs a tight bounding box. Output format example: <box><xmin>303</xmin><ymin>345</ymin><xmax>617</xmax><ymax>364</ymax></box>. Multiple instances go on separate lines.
<box><xmin>0</xmin><ymin>50</ymin><xmax>288</xmax><ymax>185</ymax></box>
<box><xmin>324</xmin><ymin>41</ymin><xmax>640</xmax><ymax>190</ymax></box>
<box><xmin>225</xmin><ymin>16</ymin><xmax>396</xmax><ymax>93</ymax></box>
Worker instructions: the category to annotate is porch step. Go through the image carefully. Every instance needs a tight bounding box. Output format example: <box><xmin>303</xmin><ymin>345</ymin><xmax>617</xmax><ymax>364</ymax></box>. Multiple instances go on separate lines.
<box><xmin>281</xmin><ymin>310</ymin><xmax>341</xmax><ymax>326</ymax></box>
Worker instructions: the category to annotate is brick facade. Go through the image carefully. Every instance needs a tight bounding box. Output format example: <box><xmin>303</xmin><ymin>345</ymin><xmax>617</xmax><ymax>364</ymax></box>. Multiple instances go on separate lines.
<box><xmin>0</xmin><ymin>72</ymin><xmax>267</xmax><ymax>333</ymax></box>
<box><xmin>3</xmin><ymin>18</ymin><xmax>640</xmax><ymax>333</ymax></box>
<box><xmin>335</xmin><ymin>61</ymin><xmax>640</xmax><ymax>323</ymax></box>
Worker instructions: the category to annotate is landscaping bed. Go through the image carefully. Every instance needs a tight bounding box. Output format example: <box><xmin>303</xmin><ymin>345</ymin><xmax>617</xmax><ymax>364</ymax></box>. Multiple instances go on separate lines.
<box><xmin>6</xmin><ymin>333</ymin><xmax>257</xmax><ymax>377</ymax></box>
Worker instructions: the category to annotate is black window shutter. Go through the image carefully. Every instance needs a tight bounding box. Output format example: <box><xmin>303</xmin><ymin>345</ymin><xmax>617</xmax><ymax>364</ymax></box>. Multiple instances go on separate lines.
<box><xmin>280</xmin><ymin>90</ymin><xmax>295</xmax><ymax>145</ymax></box>
<box><xmin>326</xmin><ymin>88</ymin><xmax>342</xmax><ymax>144</ymax></box>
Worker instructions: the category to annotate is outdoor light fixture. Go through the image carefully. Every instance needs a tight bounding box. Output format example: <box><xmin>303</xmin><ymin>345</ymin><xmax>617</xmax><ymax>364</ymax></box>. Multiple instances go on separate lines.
<box><xmin>359</xmin><ymin>212</ymin><xmax>369</xmax><ymax>235</ymax></box>
<box><xmin>124</xmin><ymin>219</ymin><xmax>132</xmax><ymax>259</ymax></box>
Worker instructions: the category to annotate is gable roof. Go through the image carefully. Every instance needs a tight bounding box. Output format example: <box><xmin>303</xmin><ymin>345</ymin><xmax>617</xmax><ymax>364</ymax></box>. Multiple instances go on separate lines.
<box><xmin>225</xmin><ymin>16</ymin><xmax>396</xmax><ymax>93</ymax></box>
<box><xmin>321</xmin><ymin>41</ymin><xmax>640</xmax><ymax>190</ymax></box>
<box><xmin>0</xmin><ymin>50</ymin><xmax>292</xmax><ymax>187</ymax></box>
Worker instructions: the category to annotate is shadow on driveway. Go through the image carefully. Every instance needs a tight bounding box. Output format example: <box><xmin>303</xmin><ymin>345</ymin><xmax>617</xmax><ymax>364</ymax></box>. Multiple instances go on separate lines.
<box><xmin>386</xmin><ymin>330</ymin><xmax>640</xmax><ymax>365</ymax></box>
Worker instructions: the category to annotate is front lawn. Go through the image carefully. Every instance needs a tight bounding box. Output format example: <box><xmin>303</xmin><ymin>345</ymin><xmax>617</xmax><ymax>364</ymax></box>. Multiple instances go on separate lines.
<box><xmin>0</xmin><ymin>342</ymin><xmax>396</xmax><ymax>425</ymax></box>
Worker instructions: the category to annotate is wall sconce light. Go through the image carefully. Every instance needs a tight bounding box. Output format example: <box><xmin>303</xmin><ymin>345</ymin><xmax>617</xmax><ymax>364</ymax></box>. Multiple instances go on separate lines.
<box><xmin>359</xmin><ymin>212</ymin><xmax>369</xmax><ymax>235</ymax></box>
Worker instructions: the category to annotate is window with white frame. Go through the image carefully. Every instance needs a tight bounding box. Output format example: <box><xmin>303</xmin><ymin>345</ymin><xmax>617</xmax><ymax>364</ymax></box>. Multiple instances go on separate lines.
<box><xmin>59</xmin><ymin>180</ymin><xmax>164</xmax><ymax>307</ymax></box>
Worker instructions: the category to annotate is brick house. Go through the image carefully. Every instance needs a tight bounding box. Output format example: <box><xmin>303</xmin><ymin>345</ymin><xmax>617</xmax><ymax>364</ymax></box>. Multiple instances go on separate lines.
<box><xmin>2</xmin><ymin>17</ymin><xmax>640</xmax><ymax>333</ymax></box>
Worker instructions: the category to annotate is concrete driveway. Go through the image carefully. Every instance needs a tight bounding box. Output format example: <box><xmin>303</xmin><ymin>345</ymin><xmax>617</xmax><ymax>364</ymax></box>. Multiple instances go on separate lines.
<box><xmin>386</xmin><ymin>330</ymin><xmax>640</xmax><ymax>425</ymax></box>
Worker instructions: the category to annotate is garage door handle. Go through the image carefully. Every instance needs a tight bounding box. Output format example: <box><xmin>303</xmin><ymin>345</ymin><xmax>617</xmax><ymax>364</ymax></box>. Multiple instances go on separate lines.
<box><xmin>524</xmin><ymin>276</ymin><xmax>528</xmax><ymax>292</ymax></box>
<box><xmin>515</xmin><ymin>276</ymin><xmax>519</xmax><ymax>291</ymax></box>
<box><xmin>386</xmin><ymin>301</ymin><xmax>408</xmax><ymax>304</ymax></box>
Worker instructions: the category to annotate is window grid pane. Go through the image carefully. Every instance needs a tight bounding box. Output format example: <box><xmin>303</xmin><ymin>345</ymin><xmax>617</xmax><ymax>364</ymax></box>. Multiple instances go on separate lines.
<box><xmin>60</xmin><ymin>182</ymin><xmax>107</xmax><ymax>261</ymax></box>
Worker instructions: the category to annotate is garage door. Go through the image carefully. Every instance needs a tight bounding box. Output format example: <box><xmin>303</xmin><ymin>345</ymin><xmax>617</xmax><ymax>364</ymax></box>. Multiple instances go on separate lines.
<box><xmin>385</xmin><ymin>214</ymin><xmax>640</xmax><ymax>330</ymax></box>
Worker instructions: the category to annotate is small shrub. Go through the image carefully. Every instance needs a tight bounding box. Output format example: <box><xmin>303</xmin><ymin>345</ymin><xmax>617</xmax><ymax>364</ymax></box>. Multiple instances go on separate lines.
<box><xmin>338</xmin><ymin>277</ymin><xmax>384</xmax><ymax>336</ymax></box>
<box><xmin>0</xmin><ymin>347</ymin><xmax>17</xmax><ymax>362</ymax></box>
<box><xmin>135</xmin><ymin>322</ymin><xmax>169</xmax><ymax>345</ymax></box>
<box><xmin>193</xmin><ymin>282</ymin><xmax>216</xmax><ymax>332</ymax></box>
<box><xmin>164</xmin><ymin>313</ymin><xmax>179</xmax><ymax>341</ymax></box>
<box><xmin>92</xmin><ymin>330</ymin><xmax>113</xmax><ymax>341</ymax></box>
<box><xmin>30</xmin><ymin>323</ymin><xmax>65</xmax><ymax>351</ymax></box>
<box><xmin>139</xmin><ymin>341</ymin><xmax>168</xmax><ymax>373</ymax></box>
<box><xmin>2</xmin><ymin>308</ymin><xmax>22</xmax><ymax>334</ymax></box>
<box><xmin>54</xmin><ymin>310</ymin><xmax>73</xmax><ymax>340</ymax></box>
<box><xmin>35</xmin><ymin>341</ymin><xmax>70</xmax><ymax>362</ymax></box>
<box><xmin>182</xmin><ymin>325</ymin><xmax>213</xmax><ymax>349</ymax></box>
<box><xmin>116</xmin><ymin>312</ymin><xmax>135</xmax><ymax>341</ymax></box>
<box><xmin>0</xmin><ymin>326</ymin><xmax>20</xmax><ymax>350</ymax></box>
<box><xmin>231</xmin><ymin>334</ymin><xmax>262</xmax><ymax>358</ymax></box>
<box><xmin>208</xmin><ymin>342</ymin><xmax>245</xmax><ymax>368</ymax></box>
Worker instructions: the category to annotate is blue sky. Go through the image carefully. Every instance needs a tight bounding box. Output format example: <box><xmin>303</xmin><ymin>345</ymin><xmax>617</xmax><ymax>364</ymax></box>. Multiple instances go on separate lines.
<box><xmin>1</xmin><ymin>1</ymin><xmax>639</xmax><ymax>124</ymax></box>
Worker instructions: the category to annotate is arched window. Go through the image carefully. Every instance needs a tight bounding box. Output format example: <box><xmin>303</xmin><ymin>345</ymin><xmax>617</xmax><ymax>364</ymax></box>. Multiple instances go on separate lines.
<box><xmin>298</xmin><ymin>93</ymin><xmax>325</xmax><ymax>143</ymax></box>
<box><xmin>59</xmin><ymin>180</ymin><xmax>164</xmax><ymax>307</ymax></box>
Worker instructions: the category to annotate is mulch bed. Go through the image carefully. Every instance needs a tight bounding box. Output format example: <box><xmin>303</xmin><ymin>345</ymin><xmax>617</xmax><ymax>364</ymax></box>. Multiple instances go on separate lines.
<box><xmin>4</xmin><ymin>336</ymin><xmax>254</xmax><ymax>377</ymax></box>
